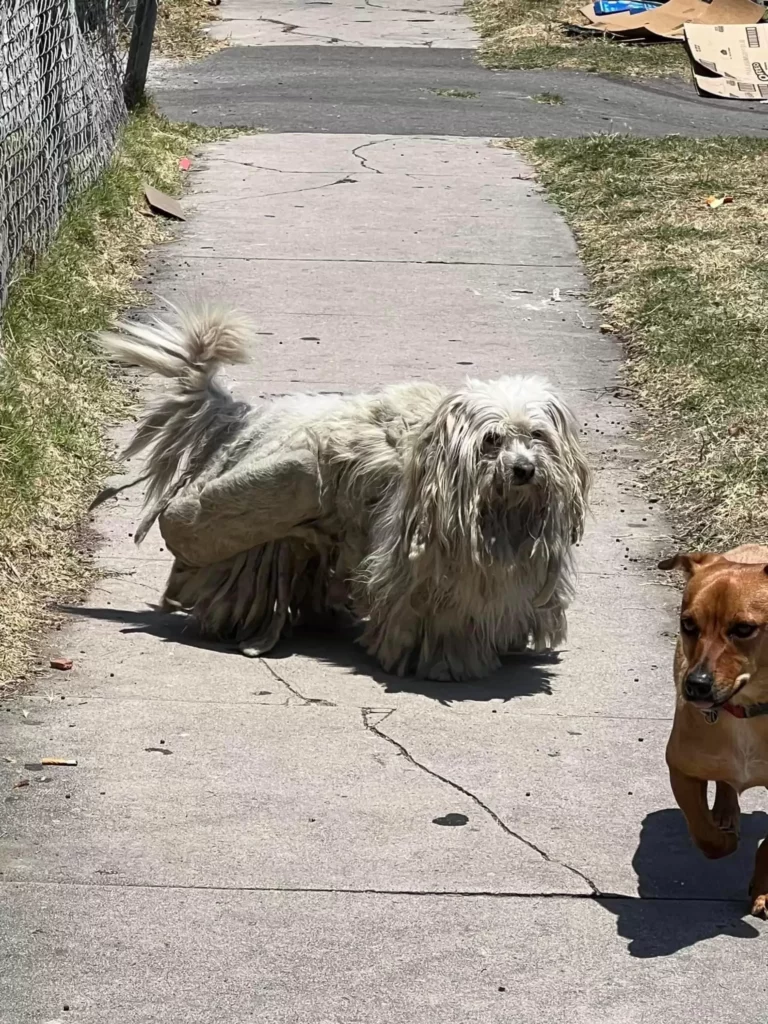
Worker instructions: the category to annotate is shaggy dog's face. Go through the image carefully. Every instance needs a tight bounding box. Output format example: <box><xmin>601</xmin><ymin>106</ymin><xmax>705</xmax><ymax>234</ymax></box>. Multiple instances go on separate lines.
<box><xmin>478</xmin><ymin>410</ymin><xmax>555</xmax><ymax>498</ymax></box>
<box><xmin>405</xmin><ymin>375</ymin><xmax>591</xmax><ymax>566</ymax></box>
<box><xmin>459</xmin><ymin>377</ymin><xmax>580</xmax><ymax>506</ymax></box>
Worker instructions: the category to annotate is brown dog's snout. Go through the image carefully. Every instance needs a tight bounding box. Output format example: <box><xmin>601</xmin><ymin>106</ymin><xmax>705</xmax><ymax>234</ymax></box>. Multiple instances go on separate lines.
<box><xmin>683</xmin><ymin>664</ymin><xmax>715</xmax><ymax>703</ymax></box>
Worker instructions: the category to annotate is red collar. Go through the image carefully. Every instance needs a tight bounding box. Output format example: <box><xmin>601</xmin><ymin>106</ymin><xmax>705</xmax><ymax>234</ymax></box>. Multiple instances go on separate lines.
<box><xmin>722</xmin><ymin>701</ymin><xmax>768</xmax><ymax>719</ymax></box>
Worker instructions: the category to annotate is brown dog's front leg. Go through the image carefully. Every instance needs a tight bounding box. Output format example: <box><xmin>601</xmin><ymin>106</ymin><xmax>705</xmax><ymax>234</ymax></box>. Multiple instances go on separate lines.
<box><xmin>749</xmin><ymin>836</ymin><xmax>768</xmax><ymax>918</ymax></box>
<box><xmin>712</xmin><ymin>781</ymin><xmax>741</xmax><ymax>837</ymax></box>
<box><xmin>669</xmin><ymin>767</ymin><xmax>739</xmax><ymax>860</ymax></box>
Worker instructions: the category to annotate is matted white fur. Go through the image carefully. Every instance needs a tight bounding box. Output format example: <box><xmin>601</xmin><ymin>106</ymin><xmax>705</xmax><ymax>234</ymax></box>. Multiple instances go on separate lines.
<box><xmin>95</xmin><ymin>303</ymin><xmax>591</xmax><ymax>681</ymax></box>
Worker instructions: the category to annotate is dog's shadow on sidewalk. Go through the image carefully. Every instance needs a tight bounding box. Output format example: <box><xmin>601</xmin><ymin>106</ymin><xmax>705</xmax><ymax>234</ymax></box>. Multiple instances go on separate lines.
<box><xmin>599</xmin><ymin>807</ymin><xmax>768</xmax><ymax>958</ymax></box>
<box><xmin>59</xmin><ymin>604</ymin><xmax>557</xmax><ymax>704</ymax></box>
<box><xmin>280</xmin><ymin>627</ymin><xmax>559</xmax><ymax>704</ymax></box>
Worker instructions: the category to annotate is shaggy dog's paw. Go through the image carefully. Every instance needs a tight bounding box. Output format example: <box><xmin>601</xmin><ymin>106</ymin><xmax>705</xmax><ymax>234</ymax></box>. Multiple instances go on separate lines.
<box><xmin>425</xmin><ymin>661</ymin><xmax>453</xmax><ymax>682</ymax></box>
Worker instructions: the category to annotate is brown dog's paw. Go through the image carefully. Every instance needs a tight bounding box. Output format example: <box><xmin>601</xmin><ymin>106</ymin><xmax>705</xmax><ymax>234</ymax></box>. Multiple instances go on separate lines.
<box><xmin>750</xmin><ymin>892</ymin><xmax>768</xmax><ymax>918</ymax></box>
<box><xmin>712</xmin><ymin>789</ymin><xmax>740</xmax><ymax>836</ymax></box>
<box><xmin>712</xmin><ymin>805</ymin><xmax>740</xmax><ymax>836</ymax></box>
<box><xmin>698</xmin><ymin>831</ymin><xmax>739</xmax><ymax>860</ymax></box>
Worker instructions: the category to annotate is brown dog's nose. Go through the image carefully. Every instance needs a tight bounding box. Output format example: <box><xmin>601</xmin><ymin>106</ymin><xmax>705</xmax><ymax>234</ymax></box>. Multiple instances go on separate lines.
<box><xmin>684</xmin><ymin>665</ymin><xmax>715</xmax><ymax>702</ymax></box>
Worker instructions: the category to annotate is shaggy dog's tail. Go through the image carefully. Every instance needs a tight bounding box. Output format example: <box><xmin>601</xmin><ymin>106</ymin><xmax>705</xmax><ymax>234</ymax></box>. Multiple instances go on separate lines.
<box><xmin>99</xmin><ymin>302</ymin><xmax>250</xmax><ymax>381</ymax></box>
<box><xmin>91</xmin><ymin>303</ymin><xmax>253</xmax><ymax>541</ymax></box>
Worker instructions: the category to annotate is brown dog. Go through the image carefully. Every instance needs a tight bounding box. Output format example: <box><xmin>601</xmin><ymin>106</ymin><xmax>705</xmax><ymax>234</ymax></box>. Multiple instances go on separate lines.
<box><xmin>660</xmin><ymin>544</ymin><xmax>768</xmax><ymax>917</ymax></box>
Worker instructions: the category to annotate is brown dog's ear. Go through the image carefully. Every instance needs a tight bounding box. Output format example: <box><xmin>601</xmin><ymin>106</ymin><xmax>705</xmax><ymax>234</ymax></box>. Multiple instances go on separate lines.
<box><xmin>657</xmin><ymin>552</ymin><xmax>722</xmax><ymax>575</ymax></box>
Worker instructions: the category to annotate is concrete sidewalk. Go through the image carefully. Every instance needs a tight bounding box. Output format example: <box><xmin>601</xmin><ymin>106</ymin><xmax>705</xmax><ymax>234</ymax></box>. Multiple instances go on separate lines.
<box><xmin>3</xmin><ymin>4</ymin><xmax>768</xmax><ymax>1021</ymax></box>
<box><xmin>208</xmin><ymin>0</ymin><xmax>478</xmax><ymax>47</ymax></box>
<box><xmin>4</xmin><ymin>130</ymin><xmax>767</xmax><ymax>1023</ymax></box>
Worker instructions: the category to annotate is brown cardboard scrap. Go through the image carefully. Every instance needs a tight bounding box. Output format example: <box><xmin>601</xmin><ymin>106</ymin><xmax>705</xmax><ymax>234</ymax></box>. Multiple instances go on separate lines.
<box><xmin>577</xmin><ymin>0</ymin><xmax>698</xmax><ymax>39</ymax></box>
<box><xmin>144</xmin><ymin>185</ymin><xmax>186</xmax><ymax>221</ymax></box>
<box><xmin>685</xmin><ymin>22</ymin><xmax>768</xmax><ymax>98</ymax></box>
<box><xmin>576</xmin><ymin>0</ymin><xmax>764</xmax><ymax>42</ymax></box>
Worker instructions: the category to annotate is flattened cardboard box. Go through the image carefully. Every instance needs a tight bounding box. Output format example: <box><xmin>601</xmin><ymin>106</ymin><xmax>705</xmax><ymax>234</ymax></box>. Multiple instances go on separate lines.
<box><xmin>685</xmin><ymin>22</ymin><xmax>768</xmax><ymax>98</ymax></box>
<box><xmin>579</xmin><ymin>0</ymin><xmax>763</xmax><ymax>41</ymax></box>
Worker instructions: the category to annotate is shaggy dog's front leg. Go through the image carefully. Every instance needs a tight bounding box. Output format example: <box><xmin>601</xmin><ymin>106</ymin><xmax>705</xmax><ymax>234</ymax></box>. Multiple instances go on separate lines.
<box><xmin>358</xmin><ymin>549</ymin><xmax>570</xmax><ymax>681</ymax></box>
<box><xmin>529</xmin><ymin>574</ymin><xmax>570</xmax><ymax>652</ymax></box>
<box><xmin>360</xmin><ymin>605</ymin><xmax>504</xmax><ymax>682</ymax></box>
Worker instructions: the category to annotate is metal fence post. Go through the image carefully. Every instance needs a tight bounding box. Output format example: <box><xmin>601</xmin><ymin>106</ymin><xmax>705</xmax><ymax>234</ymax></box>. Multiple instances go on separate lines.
<box><xmin>123</xmin><ymin>0</ymin><xmax>158</xmax><ymax>110</ymax></box>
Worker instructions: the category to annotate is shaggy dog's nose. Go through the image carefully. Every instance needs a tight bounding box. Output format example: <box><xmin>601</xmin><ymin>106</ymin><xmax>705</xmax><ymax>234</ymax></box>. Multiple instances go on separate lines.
<box><xmin>512</xmin><ymin>460</ymin><xmax>535</xmax><ymax>484</ymax></box>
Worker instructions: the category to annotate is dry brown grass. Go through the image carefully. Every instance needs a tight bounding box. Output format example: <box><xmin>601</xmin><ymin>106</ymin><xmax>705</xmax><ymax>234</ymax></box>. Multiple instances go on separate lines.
<box><xmin>0</xmin><ymin>105</ymin><xmax>232</xmax><ymax>687</ymax></box>
<box><xmin>468</xmin><ymin>0</ymin><xmax>692</xmax><ymax>77</ymax></box>
<box><xmin>153</xmin><ymin>0</ymin><xmax>223</xmax><ymax>59</ymax></box>
<box><xmin>517</xmin><ymin>134</ymin><xmax>768</xmax><ymax>552</ymax></box>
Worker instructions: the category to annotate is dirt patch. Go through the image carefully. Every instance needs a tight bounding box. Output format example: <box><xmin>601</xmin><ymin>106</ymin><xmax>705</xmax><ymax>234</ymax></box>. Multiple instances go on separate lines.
<box><xmin>153</xmin><ymin>0</ymin><xmax>223</xmax><ymax>59</ymax></box>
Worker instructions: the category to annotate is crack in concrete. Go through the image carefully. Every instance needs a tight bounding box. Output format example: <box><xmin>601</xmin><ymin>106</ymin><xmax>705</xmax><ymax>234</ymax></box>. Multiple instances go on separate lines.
<box><xmin>257</xmin><ymin>15</ymin><xmax>362</xmax><ymax>44</ymax></box>
<box><xmin>363</xmin><ymin>0</ymin><xmax>461</xmax><ymax>12</ymax></box>
<box><xmin>208</xmin><ymin>156</ymin><xmax>531</xmax><ymax>184</ymax></box>
<box><xmin>204</xmin><ymin>176</ymin><xmax>358</xmax><ymax>204</ymax></box>
<box><xmin>350</xmin><ymin>138</ymin><xmax>529</xmax><ymax>175</ymax></box>
<box><xmin>351</xmin><ymin>137</ymin><xmax>396</xmax><ymax>173</ymax></box>
<box><xmin>362</xmin><ymin>707</ymin><xmax>602</xmax><ymax>896</ymax></box>
<box><xmin>213</xmin><ymin>159</ymin><xmax>358</xmax><ymax>175</ymax></box>
<box><xmin>259</xmin><ymin>15</ymin><xmax>300</xmax><ymax>32</ymax></box>
<box><xmin>261</xmin><ymin>659</ymin><xmax>337</xmax><ymax>707</ymax></box>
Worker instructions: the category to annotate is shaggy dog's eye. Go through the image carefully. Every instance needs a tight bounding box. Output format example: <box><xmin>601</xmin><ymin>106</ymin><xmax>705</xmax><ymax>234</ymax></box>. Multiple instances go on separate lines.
<box><xmin>730</xmin><ymin>622</ymin><xmax>758</xmax><ymax>640</ymax></box>
<box><xmin>531</xmin><ymin>429</ymin><xmax>545</xmax><ymax>442</ymax></box>
<box><xmin>482</xmin><ymin>431</ymin><xmax>504</xmax><ymax>455</ymax></box>
<box><xmin>680</xmin><ymin>617</ymin><xmax>698</xmax><ymax>636</ymax></box>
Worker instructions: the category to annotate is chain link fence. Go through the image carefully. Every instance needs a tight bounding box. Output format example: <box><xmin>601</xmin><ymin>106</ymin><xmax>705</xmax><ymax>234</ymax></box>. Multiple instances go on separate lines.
<box><xmin>0</xmin><ymin>0</ymin><xmax>134</xmax><ymax>310</ymax></box>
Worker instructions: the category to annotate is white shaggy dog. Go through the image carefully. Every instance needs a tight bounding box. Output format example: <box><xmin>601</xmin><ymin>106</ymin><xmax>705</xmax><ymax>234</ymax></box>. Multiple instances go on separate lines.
<box><xmin>95</xmin><ymin>304</ymin><xmax>591</xmax><ymax>682</ymax></box>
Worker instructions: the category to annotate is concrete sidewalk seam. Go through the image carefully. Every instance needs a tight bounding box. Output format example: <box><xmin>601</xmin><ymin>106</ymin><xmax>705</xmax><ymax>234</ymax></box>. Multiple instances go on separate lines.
<box><xmin>1</xmin><ymin>879</ymin><xmax>752</xmax><ymax>904</ymax></box>
<box><xmin>176</xmin><ymin>256</ymin><xmax>581</xmax><ymax>269</ymax></box>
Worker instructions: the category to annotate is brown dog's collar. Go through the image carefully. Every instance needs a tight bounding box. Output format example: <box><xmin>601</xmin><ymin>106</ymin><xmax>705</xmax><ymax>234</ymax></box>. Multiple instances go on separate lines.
<box><xmin>722</xmin><ymin>701</ymin><xmax>768</xmax><ymax>719</ymax></box>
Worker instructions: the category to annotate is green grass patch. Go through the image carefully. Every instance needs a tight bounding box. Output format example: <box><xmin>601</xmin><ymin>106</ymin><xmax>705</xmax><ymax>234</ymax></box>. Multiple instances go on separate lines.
<box><xmin>432</xmin><ymin>88</ymin><xmax>479</xmax><ymax>98</ymax></box>
<box><xmin>532</xmin><ymin>91</ymin><xmax>564</xmax><ymax>104</ymax></box>
<box><xmin>467</xmin><ymin>0</ymin><xmax>692</xmax><ymax>77</ymax></box>
<box><xmin>516</xmin><ymin>134</ymin><xmax>768</xmax><ymax>551</ymax></box>
<box><xmin>0</xmin><ymin>104</ymin><xmax>236</xmax><ymax>684</ymax></box>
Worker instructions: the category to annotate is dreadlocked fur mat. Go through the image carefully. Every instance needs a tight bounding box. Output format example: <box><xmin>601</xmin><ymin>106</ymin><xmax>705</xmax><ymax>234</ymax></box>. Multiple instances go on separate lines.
<box><xmin>93</xmin><ymin>304</ymin><xmax>591</xmax><ymax>682</ymax></box>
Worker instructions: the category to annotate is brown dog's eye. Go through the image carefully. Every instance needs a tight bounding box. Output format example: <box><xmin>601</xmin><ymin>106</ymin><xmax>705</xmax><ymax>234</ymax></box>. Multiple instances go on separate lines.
<box><xmin>680</xmin><ymin>617</ymin><xmax>698</xmax><ymax>636</ymax></box>
<box><xmin>730</xmin><ymin>622</ymin><xmax>758</xmax><ymax>640</ymax></box>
